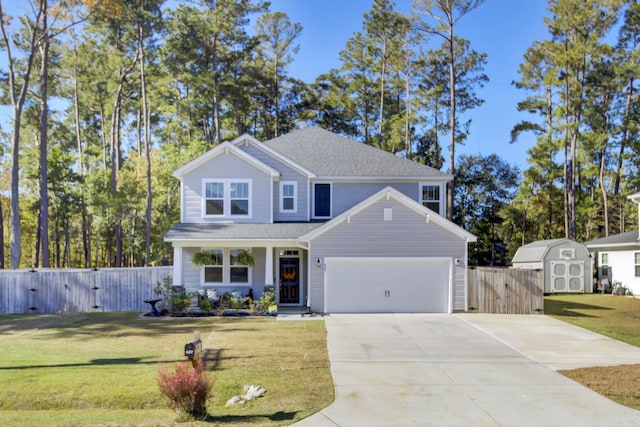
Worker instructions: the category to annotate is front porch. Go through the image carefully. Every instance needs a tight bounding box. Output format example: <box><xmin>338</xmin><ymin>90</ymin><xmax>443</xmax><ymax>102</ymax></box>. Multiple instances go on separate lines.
<box><xmin>173</xmin><ymin>245</ymin><xmax>308</xmax><ymax>308</ymax></box>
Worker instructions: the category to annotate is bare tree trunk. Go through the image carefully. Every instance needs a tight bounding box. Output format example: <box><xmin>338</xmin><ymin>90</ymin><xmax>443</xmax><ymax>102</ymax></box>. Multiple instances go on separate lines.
<box><xmin>0</xmin><ymin>199</ymin><xmax>4</xmax><ymax>269</ymax></box>
<box><xmin>446</xmin><ymin>23</ymin><xmax>456</xmax><ymax>221</ymax></box>
<box><xmin>378</xmin><ymin>32</ymin><xmax>387</xmax><ymax>150</ymax></box>
<box><xmin>0</xmin><ymin>3</ymin><xmax>43</xmax><ymax>269</ymax></box>
<box><xmin>39</xmin><ymin>0</ymin><xmax>50</xmax><ymax>267</ymax></box>
<box><xmin>138</xmin><ymin>1</ymin><xmax>152</xmax><ymax>266</ymax></box>
<box><xmin>72</xmin><ymin>36</ymin><xmax>91</xmax><ymax>268</ymax></box>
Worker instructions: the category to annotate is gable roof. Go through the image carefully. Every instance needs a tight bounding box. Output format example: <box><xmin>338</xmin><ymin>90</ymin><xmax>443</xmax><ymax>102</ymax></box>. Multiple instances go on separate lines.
<box><xmin>512</xmin><ymin>238</ymin><xmax>583</xmax><ymax>264</ymax></box>
<box><xmin>299</xmin><ymin>186</ymin><xmax>476</xmax><ymax>242</ymax></box>
<box><xmin>584</xmin><ymin>230</ymin><xmax>640</xmax><ymax>249</ymax></box>
<box><xmin>231</xmin><ymin>133</ymin><xmax>317</xmax><ymax>178</ymax></box>
<box><xmin>173</xmin><ymin>138</ymin><xmax>280</xmax><ymax>179</ymax></box>
<box><xmin>266</xmin><ymin>127</ymin><xmax>452</xmax><ymax>180</ymax></box>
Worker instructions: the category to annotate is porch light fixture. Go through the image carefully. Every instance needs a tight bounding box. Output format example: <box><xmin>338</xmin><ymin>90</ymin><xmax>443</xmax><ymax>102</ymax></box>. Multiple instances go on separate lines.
<box><xmin>315</xmin><ymin>258</ymin><xmax>322</xmax><ymax>267</ymax></box>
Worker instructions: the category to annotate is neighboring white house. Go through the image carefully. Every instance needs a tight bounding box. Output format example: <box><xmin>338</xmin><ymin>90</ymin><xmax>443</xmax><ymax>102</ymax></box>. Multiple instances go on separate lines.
<box><xmin>584</xmin><ymin>192</ymin><xmax>640</xmax><ymax>295</ymax></box>
<box><xmin>164</xmin><ymin>127</ymin><xmax>477</xmax><ymax>313</ymax></box>
<box><xmin>512</xmin><ymin>239</ymin><xmax>592</xmax><ymax>294</ymax></box>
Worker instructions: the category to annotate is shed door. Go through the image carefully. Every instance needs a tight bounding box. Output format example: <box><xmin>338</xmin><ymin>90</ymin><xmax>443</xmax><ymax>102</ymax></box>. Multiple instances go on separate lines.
<box><xmin>550</xmin><ymin>261</ymin><xmax>584</xmax><ymax>293</ymax></box>
<box><xmin>324</xmin><ymin>257</ymin><xmax>451</xmax><ymax>313</ymax></box>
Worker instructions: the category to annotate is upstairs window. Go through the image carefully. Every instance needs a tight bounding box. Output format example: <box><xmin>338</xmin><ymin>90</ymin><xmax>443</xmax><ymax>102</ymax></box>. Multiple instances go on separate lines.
<box><xmin>204</xmin><ymin>182</ymin><xmax>224</xmax><ymax>215</ymax></box>
<box><xmin>420</xmin><ymin>184</ymin><xmax>441</xmax><ymax>214</ymax></box>
<box><xmin>230</xmin><ymin>182</ymin><xmax>249</xmax><ymax>215</ymax></box>
<box><xmin>280</xmin><ymin>181</ymin><xmax>297</xmax><ymax>213</ymax></box>
<box><xmin>314</xmin><ymin>183</ymin><xmax>331</xmax><ymax>218</ymax></box>
<box><xmin>203</xmin><ymin>179</ymin><xmax>251</xmax><ymax>218</ymax></box>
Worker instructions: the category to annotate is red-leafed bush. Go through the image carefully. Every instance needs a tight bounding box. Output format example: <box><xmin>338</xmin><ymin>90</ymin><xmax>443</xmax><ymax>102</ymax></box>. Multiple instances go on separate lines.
<box><xmin>157</xmin><ymin>361</ymin><xmax>212</xmax><ymax>418</ymax></box>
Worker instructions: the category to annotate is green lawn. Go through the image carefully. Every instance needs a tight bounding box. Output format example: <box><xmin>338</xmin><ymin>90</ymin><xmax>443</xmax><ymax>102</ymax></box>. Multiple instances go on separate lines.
<box><xmin>545</xmin><ymin>294</ymin><xmax>640</xmax><ymax>410</ymax></box>
<box><xmin>545</xmin><ymin>294</ymin><xmax>640</xmax><ymax>347</ymax></box>
<box><xmin>0</xmin><ymin>312</ymin><xmax>333</xmax><ymax>426</ymax></box>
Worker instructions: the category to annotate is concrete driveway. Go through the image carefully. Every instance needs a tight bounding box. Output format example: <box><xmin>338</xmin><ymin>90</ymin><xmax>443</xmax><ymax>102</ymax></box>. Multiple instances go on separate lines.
<box><xmin>293</xmin><ymin>314</ymin><xmax>640</xmax><ymax>427</ymax></box>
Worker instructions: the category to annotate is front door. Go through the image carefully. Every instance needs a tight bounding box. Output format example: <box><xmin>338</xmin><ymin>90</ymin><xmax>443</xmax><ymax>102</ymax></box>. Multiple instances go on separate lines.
<box><xmin>279</xmin><ymin>258</ymin><xmax>300</xmax><ymax>304</ymax></box>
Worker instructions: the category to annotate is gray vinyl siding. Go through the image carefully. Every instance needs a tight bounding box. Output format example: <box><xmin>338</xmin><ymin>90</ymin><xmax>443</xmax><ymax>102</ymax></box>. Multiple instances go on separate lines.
<box><xmin>308</xmin><ymin>198</ymin><xmax>467</xmax><ymax>313</ymax></box>
<box><xmin>320</xmin><ymin>182</ymin><xmax>422</xmax><ymax>218</ymax></box>
<box><xmin>181</xmin><ymin>152</ymin><xmax>272</xmax><ymax>223</ymax></box>
<box><xmin>237</xmin><ymin>143</ymin><xmax>309</xmax><ymax>221</ymax></box>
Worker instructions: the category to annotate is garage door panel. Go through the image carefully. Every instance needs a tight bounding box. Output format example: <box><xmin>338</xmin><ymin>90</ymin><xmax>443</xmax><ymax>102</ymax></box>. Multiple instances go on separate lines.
<box><xmin>325</xmin><ymin>258</ymin><xmax>451</xmax><ymax>313</ymax></box>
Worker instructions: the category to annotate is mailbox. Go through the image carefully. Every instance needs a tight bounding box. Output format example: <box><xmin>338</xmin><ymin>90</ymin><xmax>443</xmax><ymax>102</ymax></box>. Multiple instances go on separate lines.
<box><xmin>184</xmin><ymin>338</ymin><xmax>203</xmax><ymax>368</ymax></box>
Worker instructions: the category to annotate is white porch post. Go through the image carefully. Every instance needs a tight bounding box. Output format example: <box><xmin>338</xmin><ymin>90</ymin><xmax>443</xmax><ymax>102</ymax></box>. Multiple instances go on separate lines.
<box><xmin>173</xmin><ymin>246</ymin><xmax>183</xmax><ymax>286</ymax></box>
<box><xmin>265</xmin><ymin>245</ymin><xmax>274</xmax><ymax>286</ymax></box>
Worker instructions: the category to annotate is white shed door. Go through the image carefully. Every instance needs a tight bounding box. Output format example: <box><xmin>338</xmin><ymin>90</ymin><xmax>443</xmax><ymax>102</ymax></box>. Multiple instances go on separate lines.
<box><xmin>324</xmin><ymin>258</ymin><xmax>451</xmax><ymax>313</ymax></box>
<box><xmin>550</xmin><ymin>260</ymin><xmax>584</xmax><ymax>292</ymax></box>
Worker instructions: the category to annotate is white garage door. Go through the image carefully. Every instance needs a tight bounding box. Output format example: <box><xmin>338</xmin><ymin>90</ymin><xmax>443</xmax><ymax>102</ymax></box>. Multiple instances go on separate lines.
<box><xmin>324</xmin><ymin>257</ymin><xmax>451</xmax><ymax>313</ymax></box>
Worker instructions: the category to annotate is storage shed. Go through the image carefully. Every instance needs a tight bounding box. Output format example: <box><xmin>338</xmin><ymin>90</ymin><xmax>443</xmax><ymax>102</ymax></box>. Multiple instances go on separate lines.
<box><xmin>512</xmin><ymin>239</ymin><xmax>592</xmax><ymax>293</ymax></box>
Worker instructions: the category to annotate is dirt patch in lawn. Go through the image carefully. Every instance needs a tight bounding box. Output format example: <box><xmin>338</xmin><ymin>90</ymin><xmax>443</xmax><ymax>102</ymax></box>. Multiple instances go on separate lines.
<box><xmin>559</xmin><ymin>364</ymin><xmax>640</xmax><ymax>410</ymax></box>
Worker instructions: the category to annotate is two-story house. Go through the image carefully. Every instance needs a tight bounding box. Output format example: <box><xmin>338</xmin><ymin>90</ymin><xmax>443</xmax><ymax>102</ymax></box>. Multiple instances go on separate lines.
<box><xmin>164</xmin><ymin>127</ymin><xmax>476</xmax><ymax>313</ymax></box>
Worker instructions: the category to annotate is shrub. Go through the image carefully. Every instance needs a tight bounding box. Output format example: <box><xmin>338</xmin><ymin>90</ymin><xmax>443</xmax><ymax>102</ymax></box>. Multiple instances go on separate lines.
<box><xmin>257</xmin><ymin>290</ymin><xmax>276</xmax><ymax>313</ymax></box>
<box><xmin>157</xmin><ymin>362</ymin><xmax>212</xmax><ymax>418</ymax></box>
<box><xmin>171</xmin><ymin>293</ymin><xmax>192</xmax><ymax>313</ymax></box>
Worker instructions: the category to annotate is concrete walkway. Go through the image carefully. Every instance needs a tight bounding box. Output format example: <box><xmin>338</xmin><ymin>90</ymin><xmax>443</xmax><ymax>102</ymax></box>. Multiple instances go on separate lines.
<box><xmin>293</xmin><ymin>314</ymin><xmax>640</xmax><ymax>427</ymax></box>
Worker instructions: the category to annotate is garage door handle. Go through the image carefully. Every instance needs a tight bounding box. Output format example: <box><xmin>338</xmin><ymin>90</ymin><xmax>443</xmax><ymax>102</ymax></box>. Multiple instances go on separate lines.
<box><xmin>384</xmin><ymin>290</ymin><xmax>391</xmax><ymax>298</ymax></box>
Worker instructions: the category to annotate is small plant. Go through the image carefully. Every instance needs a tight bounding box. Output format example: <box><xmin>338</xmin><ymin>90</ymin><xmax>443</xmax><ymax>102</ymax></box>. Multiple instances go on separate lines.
<box><xmin>192</xmin><ymin>252</ymin><xmax>217</xmax><ymax>266</ymax></box>
<box><xmin>157</xmin><ymin>362</ymin><xmax>212</xmax><ymax>419</ymax></box>
<box><xmin>171</xmin><ymin>293</ymin><xmax>192</xmax><ymax>313</ymax></box>
<box><xmin>199</xmin><ymin>298</ymin><xmax>215</xmax><ymax>313</ymax></box>
<box><xmin>257</xmin><ymin>290</ymin><xmax>276</xmax><ymax>314</ymax></box>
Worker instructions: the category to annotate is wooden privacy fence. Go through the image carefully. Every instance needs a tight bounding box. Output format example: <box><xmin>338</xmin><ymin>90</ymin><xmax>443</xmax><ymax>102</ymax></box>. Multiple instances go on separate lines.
<box><xmin>467</xmin><ymin>267</ymin><xmax>544</xmax><ymax>314</ymax></box>
<box><xmin>0</xmin><ymin>267</ymin><xmax>172</xmax><ymax>315</ymax></box>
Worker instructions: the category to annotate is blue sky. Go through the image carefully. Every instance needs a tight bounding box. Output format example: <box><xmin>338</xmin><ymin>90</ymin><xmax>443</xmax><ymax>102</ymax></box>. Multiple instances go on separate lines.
<box><xmin>268</xmin><ymin>0</ymin><xmax>551</xmax><ymax>171</ymax></box>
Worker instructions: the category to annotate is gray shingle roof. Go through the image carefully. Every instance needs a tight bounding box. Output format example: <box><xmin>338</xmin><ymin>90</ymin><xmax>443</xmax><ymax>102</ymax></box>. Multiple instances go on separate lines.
<box><xmin>265</xmin><ymin>127</ymin><xmax>451</xmax><ymax>179</ymax></box>
<box><xmin>584</xmin><ymin>230</ymin><xmax>639</xmax><ymax>248</ymax></box>
<box><xmin>165</xmin><ymin>222</ymin><xmax>323</xmax><ymax>241</ymax></box>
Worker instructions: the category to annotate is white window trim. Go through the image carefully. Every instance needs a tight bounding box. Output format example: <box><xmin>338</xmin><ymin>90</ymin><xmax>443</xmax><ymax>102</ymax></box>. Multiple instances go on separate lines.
<box><xmin>312</xmin><ymin>182</ymin><xmax>332</xmax><ymax>219</ymax></box>
<box><xmin>201</xmin><ymin>249</ymin><xmax>224</xmax><ymax>285</ymax></box>
<box><xmin>229</xmin><ymin>249</ymin><xmax>252</xmax><ymax>284</ymax></box>
<box><xmin>202</xmin><ymin>179</ymin><xmax>252</xmax><ymax>219</ymax></box>
<box><xmin>200</xmin><ymin>248</ymin><xmax>252</xmax><ymax>285</ymax></box>
<box><xmin>419</xmin><ymin>182</ymin><xmax>444</xmax><ymax>216</ymax></box>
<box><xmin>279</xmin><ymin>181</ymin><xmax>298</xmax><ymax>213</ymax></box>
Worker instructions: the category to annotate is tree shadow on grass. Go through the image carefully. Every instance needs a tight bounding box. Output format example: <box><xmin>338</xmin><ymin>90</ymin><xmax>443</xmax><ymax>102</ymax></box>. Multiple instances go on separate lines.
<box><xmin>544</xmin><ymin>299</ymin><xmax>612</xmax><ymax>318</ymax></box>
<box><xmin>0</xmin><ymin>356</ymin><xmax>185</xmax><ymax>370</ymax></box>
<box><xmin>202</xmin><ymin>410</ymin><xmax>299</xmax><ymax>424</ymax></box>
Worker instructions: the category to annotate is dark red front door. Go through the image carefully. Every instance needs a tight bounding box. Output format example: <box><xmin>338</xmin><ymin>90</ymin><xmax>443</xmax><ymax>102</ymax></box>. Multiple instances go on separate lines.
<box><xmin>279</xmin><ymin>258</ymin><xmax>299</xmax><ymax>304</ymax></box>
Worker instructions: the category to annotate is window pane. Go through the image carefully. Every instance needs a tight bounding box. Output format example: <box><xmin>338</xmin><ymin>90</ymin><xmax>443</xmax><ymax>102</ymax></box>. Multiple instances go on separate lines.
<box><xmin>230</xmin><ymin>182</ymin><xmax>248</xmax><ymax>198</ymax></box>
<box><xmin>206</xmin><ymin>182</ymin><xmax>224</xmax><ymax>198</ymax></box>
<box><xmin>314</xmin><ymin>184</ymin><xmax>331</xmax><ymax>217</ymax></box>
<box><xmin>206</xmin><ymin>199</ymin><xmax>224</xmax><ymax>215</ymax></box>
<box><xmin>204</xmin><ymin>249</ymin><xmax>223</xmax><ymax>265</ymax></box>
<box><xmin>230</xmin><ymin>199</ymin><xmax>249</xmax><ymax>215</ymax></box>
<box><xmin>204</xmin><ymin>267</ymin><xmax>222</xmax><ymax>283</ymax></box>
<box><xmin>602</xmin><ymin>253</ymin><xmax>609</xmax><ymax>264</ymax></box>
<box><xmin>283</xmin><ymin>198</ymin><xmax>294</xmax><ymax>210</ymax></box>
<box><xmin>283</xmin><ymin>184</ymin><xmax>294</xmax><ymax>197</ymax></box>
<box><xmin>422</xmin><ymin>185</ymin><xmax>439</xmax><ymax>201</ymax></box>
<box><xmin>635</xmin><ymin>253</ymin><xmax>640</xmax><ymax>264</ymax></box>
<box><xmin>425</xmin><ymin>201</ymin><xmax>439</xmax><ymax>212</ymax></box>
<box><xmin>230</xmin><ymin>267</ymin><xmax>248</xmax><ymax>283</ymax></box>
